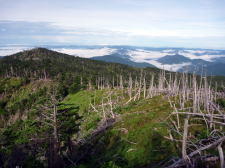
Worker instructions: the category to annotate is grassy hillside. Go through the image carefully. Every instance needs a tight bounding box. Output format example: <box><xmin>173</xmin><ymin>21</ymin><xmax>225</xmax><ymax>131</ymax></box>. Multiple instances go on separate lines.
<box><xmin>0</xmin><ymin>48</ymin><xmax>224</xmax><ymax>168</ymax></box>
<box><xmin>0</xmin><ymin>79</ymin><xmax>176</xmax><ymax>167</ymax></box>
<box><xmin>64</xmin><ymin>90</ymin><xmax>175</xmax><ymax>168</ymax></box>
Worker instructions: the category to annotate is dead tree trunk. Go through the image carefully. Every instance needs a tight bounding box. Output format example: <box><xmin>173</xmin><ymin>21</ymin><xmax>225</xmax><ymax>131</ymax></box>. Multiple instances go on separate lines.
<box><xmin>218</xmin><ymin>143</ymin><xmax>224</xmax><ymax>168</ymax></box>
<box><xmin>143</xmin><ymin>74</ymin><xmax>146</xmax><ymax>99</ymax></box>
<box><xmin>120</xmin><ymin>75</ymin><xmax>123</xmax><ymax>90</ymax></box>
<box><xmin>128</xmin><ymin>74</ymin><xmax>133</xmax><ymax>100</ymax></box>
<box><xmin>182</xmin><ymin>115</ymin><xmax>190</xmax><ymax>163</ymax></box>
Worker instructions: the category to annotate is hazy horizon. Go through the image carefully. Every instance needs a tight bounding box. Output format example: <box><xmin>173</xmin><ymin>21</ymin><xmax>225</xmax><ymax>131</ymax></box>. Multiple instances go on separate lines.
<box><xmin>1</xmin><ymin>0</ymin><xmax>225</xmax><ymax>49</ymax></box>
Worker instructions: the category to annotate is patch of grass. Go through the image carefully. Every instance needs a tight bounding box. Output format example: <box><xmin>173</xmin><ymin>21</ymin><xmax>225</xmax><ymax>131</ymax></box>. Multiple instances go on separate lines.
<box><xmin>63</xmin><ymin>90</ymin><xmax>106</xmax><ymax>114</ymax></box>
<box><xmin>62</xmin><ymin>89</ymin><xmax>108</xmax><ymax>137</ymax></box>
<box><xmin>80</xmin><ymin>96</ymin><xmax>176</xmax><ymax>168</ymax></box>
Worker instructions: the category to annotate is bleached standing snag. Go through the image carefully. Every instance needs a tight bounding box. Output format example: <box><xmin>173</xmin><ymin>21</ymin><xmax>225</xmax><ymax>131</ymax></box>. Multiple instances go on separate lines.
<box><xmin>181</xmin><ymin>115</ymin><xmax>189</xmax><ymax>162</ymax></box>
<box><xmin>217</xmin><ymin>143</ymin><xmax>224</xmax><ymax>168</ymax></box>
<box><xmin>88</xmin><ymin>69</ymin><xmax>224</xmax><ymax>167</ymax></box>
<box><xmin>128</xmin><ymin>73</ymin><xmax>133</xmax><ymax>100</ymax></box>
<box><xmin>38</xmin><ymin>90</ymin><xmax>62</xmax><ymax>168</ymax></box>
<box><xmin>166</xmin><ymin>70</ymin><xmax>225</xmax><ymax>167</ymax></box>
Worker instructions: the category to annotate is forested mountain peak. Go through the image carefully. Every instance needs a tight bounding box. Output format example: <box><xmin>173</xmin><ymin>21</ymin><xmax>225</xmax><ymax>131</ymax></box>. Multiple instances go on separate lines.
<box><xmin>9</xmin><ymin>47</ymin><xmax>70</xmax><ymax>61</ymax></box>
<box><xmin>0</xmin><ymin>48</ymin><xmax>146</xmax><ymax>80</ymax></box>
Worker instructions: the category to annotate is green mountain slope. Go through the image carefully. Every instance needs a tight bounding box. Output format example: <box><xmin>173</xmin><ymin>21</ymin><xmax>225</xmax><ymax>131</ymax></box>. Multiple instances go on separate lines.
<box><xmin>0</xmin><ymin>48</ymin><xmax>224</xmax><ymax>168</ymax></box>
<box><xmin>0</xmin><ymin>77</ymin><xmax>176</xmax><ymax>168</ymax></box>
<box><xmin>62</xmin><ymin>90</ymin><xmax>175</xmax><ymax>168</ymax></box>
<box><xmin>0</xmin><ymin>48</ymin><xmax>158</xmax><ymax>80</ymax></box>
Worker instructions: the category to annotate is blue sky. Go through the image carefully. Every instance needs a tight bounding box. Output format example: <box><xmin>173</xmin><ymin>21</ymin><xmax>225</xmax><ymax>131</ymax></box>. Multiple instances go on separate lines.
<box><xmin>0</xmin><ymin>0</ymin><xmax>225</xmax><ymax>48</ymax></box>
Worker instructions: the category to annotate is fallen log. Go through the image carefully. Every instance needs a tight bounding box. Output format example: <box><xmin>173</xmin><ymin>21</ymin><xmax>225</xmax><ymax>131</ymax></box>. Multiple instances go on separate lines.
<box><xmin>166</xmin><ymin>136</ymin><xmax>225</xmax><ymax>168</ymax></box>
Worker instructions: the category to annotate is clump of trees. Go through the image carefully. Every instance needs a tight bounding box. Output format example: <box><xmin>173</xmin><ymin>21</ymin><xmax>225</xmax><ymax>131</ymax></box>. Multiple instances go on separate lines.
<box><xmin>36</xmin><ymin>88</ymin><xmax>81</xmax><ymax>168</ymax></box>
<box><xmin>0</xmin><ymin>86</ymin><xmax>81</xmax><ymax>167</ymax></box>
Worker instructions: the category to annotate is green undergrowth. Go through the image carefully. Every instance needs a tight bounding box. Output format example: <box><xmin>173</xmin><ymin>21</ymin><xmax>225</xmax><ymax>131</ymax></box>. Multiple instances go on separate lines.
<box><xmin>62</xmin><ymin>89</ymin><xmax>108</xmax><ymax>138</ymax></box>
<box><xmin>62</xmin><ymin>89</ymin><xmax>131</xmax><ymax>138</ymax></box>
<box><xmin>216</xmin><ymin>98</ymin><xmax>225</xmax><ymax>108</ymax></box>
<box><xmin>92</xmin><ymin>96</ymin><xmax>176</xmax><ymax>168</ymax></box>
<box><xmin>0</xmin><ymin>79</ymin><xmax>57</xmax><ymax>128</ymax></box>
<box><xmin>0</xmin><ymin>77</ymin><xmax>25</xmax><ymax>94</ymax></box>
<box><xmin>63</xmin><ymin>90</ymin><xmax>176</xmax><ymax>168</ymax></box>
<box><xmin>6</xmin><ymin>80</ymin><xmax>53</xmax><ymax>111</ymax></box>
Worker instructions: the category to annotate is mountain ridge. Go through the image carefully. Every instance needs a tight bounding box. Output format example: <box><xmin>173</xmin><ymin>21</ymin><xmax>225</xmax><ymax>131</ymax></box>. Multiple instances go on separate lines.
<box><xmin>1</xmin><ymin>46</ymin><xmax>225</xmax><ymax>76</ymax></box>
<box><xmin>1</xmin><ymin>48</ymin><xmax>225</xmax><ymax>82</ymax></box>
<box><xmin>0</xmin><ymin>48</ymin><xmax>161</xmax><ymax>82</ymax></box>
<box><xmin>157</xmin><ymin>54</ymin><xmax>191</xmax><ymax>64</ymax></box>
<box><xmin>0</xmin><ymin>47</ymin><xmax>225</xmax><ymax>168</ymax></box>
<box><xmin>91</xmin><ymin>54</ymin><xmax>156</xmax><ymax>68</ymax></box>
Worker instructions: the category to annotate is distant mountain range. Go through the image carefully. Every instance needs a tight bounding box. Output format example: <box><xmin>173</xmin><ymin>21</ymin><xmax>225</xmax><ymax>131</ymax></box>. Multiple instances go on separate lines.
<box><xmin>92</xmin><ymin>53</ymin><xmax>156</xmax><ymax>68</ymax></box>
<box><xmin>1</xmin><ymin>45</ymin><xmax>225</xmax><ymax>76</ymax></box>
<box><xmin>157</xmin><ymin>54</ymin><xmax>191</xmax><ymax>64</ymax></box>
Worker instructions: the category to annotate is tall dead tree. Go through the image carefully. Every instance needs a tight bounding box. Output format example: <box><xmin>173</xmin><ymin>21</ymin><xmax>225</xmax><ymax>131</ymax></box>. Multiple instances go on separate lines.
<box><xmin>143</xmin><ymin>73</ymin><xmax>146</xmax><ymax>99</ymax></box>
<box><xmin>128</xmin><ymin>73</ymin><xmax>133</xmax><ymax>100</ymax></box>
<box><xmin>38</xmin><ymin>90</ymin><xmax>63</xmax><ymax>168</ymax></box>
<box><xmin>120</xmin><ymin>75</ymin><xmax>123</xmax><ymax>89</ymax></box>
<box><xmin>165</xmin><ymin>71</ymin><xmax>225</xmax><ymax>168</ymax></box>
<box><xmin>147</xmin><ymin>74</ymin><xmax>154</xmax><ymax>98</ymax></box>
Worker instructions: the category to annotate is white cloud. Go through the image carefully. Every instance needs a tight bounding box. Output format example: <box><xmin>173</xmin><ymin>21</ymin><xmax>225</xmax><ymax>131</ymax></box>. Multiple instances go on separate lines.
<box><xmin>1</xmin><ymin>0</ymin><xmax>225</xmax><ymax>48</ymax></box>
<box><xmin>146</xmin><ymin>60</ymin><xmax>192</xmax><ymax>71</ymax></box>
<box><xmin>127</xmin><ymin>49</ymin><xmax>225</xmax><ymax>63</ymax></box>
<box><xmin>0</xmin><ymin>46</ymin><xmax>33</xmax><ymax>56</ymax></box>
<box><xmin>52</xmin><ymin>47</ymin><xmax>117</xmax><ymax>58</ymax></box>
<box><xmin>179</xmin><ymin>50</ymin><xmax>225</xmax><ymax>61</ymax></box>
<box><xmin>127</xmin><ymin>49</ymin><xmax>191</xmax><ymax>71</ymax></box>
<box><xmin>127</xmin><ymin>49</ymin><xmax>174</xmax><ymax>60</ymax></box>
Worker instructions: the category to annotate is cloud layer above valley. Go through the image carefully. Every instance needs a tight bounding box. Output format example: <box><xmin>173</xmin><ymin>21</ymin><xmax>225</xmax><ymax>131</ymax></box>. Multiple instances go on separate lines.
<box><xmin>1</xmin><ymin>46</ymin><xmax>225</xmax><ymax>72</ymax></box>
<box><xmin>52</xmin><ymin>48</ymin><xmax>117</xmax><ymax>58</ymax></box>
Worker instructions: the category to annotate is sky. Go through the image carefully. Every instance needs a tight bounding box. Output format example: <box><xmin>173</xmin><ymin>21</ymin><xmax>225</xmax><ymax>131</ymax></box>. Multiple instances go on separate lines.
<box><xmin>0</xmin><ymin>0</ymin><xmax>225</xmax><ymax>49</ymax></box>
